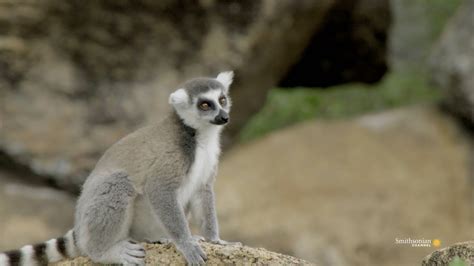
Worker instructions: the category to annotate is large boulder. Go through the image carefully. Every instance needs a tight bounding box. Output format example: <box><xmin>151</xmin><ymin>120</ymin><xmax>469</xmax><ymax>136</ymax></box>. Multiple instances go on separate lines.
<box><xmin>0</xmin><ymin>0</ymin><xmax>336</xmax><ymax>190</ymax></box>
<box><xmin>430</xmin><ymin>0</ymin><xmax>474</xmax><ymax>125</ymax></box>
<box><xmin>215</xmin><ymin>105</ymin><xmax>473</xmax><ymax>265</ymax></box>
<box><xmin>53</xmin><ymin>242</ymin><xmax>313</xmax><ymax>265</ymax></box>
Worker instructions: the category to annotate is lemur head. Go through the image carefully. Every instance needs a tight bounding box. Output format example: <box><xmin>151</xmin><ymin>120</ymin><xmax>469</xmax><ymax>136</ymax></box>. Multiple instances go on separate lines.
<box><xmin>169</xmin><ymin>71</ymin><xmax>233</xmax><ymax>129</ymax></box>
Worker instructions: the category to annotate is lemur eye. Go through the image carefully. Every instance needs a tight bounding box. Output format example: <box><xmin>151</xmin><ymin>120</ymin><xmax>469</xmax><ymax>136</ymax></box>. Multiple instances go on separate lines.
<box><xmin>219</xmin><ymin>97</ymin><xmax>227</xmax><ymax>105</ymax></box>
<box><xmin>199</xmin><ymin>101</ymin><xmax>211</xmax><ymax>111</ymax></box>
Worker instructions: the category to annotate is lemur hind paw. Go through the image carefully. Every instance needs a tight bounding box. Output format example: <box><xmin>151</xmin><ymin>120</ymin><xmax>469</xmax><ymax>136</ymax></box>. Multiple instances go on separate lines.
<box><xmin>120</xmin><ymin>241</ymin><xmax>146</xmax><ymax>266</ymax></box>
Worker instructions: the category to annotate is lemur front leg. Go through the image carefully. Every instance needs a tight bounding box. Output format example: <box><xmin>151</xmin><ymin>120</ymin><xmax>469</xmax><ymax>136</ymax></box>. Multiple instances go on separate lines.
<box><xmin>145</xmin><ymin>177</ymin><xmax>207</xmax><ymax>265</ymax></box>
<box><xmin>192</xmin><ymin>181</ymin><xmax>241</xmax><ymax>246</ymax></box>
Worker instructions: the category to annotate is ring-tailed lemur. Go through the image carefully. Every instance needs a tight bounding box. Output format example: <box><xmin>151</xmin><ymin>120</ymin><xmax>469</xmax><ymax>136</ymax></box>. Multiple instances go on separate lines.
<box><xmin>0</xmin><ymin>71</ymin><xmax>238</xmax><ymax>266</ymax></box>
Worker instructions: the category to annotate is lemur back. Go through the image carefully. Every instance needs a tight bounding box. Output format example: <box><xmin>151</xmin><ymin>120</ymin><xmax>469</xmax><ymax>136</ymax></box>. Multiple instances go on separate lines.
<box><xmin>89</xmin><ymin>113</ymin><xmax>196</xmax><ymax>194</ymax></box>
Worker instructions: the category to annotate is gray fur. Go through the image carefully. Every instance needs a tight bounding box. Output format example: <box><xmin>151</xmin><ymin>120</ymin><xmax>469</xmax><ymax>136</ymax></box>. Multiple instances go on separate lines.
<box><xmin>73</xmin><ymin>112</ymin><xmax>196</xmax><ymax>265</ymax></box>
<box><xmin>192</xmin><ymin>181</ymin><xmax>220</xmax><ymax>241</ymax></box>
<box><xmin>144</xmin><ymin>175</ymin><xmax>207</xmax><ymax>264</ymax></box>
<box><xmin>182</xmin><ymin>78</ymin><xmax>225</xmax><ymax>99</ymax></box>
<box><xmin>172</xmin><ymin>112</ymin><xmax>197</xmax><ymax>169</ymax></box>
<box><xmin>75</xmin><ymin>171</ymin><xmax>136</xmax><ymax>259</ymax></box>
<box><xmin>90</xmin><ymin>113</ymin><xmax>195</xmax><ymax>192</ymax></box>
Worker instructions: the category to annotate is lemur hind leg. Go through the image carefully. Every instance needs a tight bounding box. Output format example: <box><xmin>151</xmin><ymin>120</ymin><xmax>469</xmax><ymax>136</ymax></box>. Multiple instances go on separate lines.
<box><xmin>75</xmin><ymin>171</ymin><xmax>145</xmax><ymax>265</ymax></box>
<box><xmin>130</xmin><ymin>195</ymin><xmax>169</xmax><ymax>243</ymax></box>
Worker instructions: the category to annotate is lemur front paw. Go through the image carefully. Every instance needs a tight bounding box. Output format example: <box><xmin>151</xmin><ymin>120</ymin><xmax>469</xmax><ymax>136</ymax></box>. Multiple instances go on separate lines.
<box><xmin>175</xmin><ymin>239</ymin><xmax>207</xmax><ymax>265</ymax></box>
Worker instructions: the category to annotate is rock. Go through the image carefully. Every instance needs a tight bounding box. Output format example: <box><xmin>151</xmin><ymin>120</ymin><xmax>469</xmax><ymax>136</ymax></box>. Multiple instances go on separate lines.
<box><xmin>389</xmin><ymin>0</ymin><xmax>462</xmax><ymax>70</ymax></box>
<box><xmin>430</xmin><ymin>0</ymin><xmax>474</xmax><ymax>125</ymax></box>
<box><xmin>0</xmin><ymin>0</ymin><xmax>340</xmax><ymax>190</ymax></box>
<box><xmin>215</xmin><ymin>105</ymin><xmax>473</xmax><ymax>265</ymax></box>
<box><xmin>422</xmin><ymin>241</ymin><xmax>474</xmax><ymax>265</ymax></box>
<box><xmin>52</xmin><ymin>242</ymin><xmax>313</xmax><ymax>266</ymax></box>
<box><xmin>0</xmin><ymin>169</ymin><xmax>75</xmax><ymax>251</ymax></box>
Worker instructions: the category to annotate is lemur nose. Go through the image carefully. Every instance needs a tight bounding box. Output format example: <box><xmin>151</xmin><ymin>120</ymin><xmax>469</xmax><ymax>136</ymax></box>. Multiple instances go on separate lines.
<box><xmin>220</xmin><ymin>111</ymin><xmax>229</xmax><ymax>122</ymax></box>
<box><xmin>214</xmin><ymin>110</ymin><xmax>229</xmax><ymax>125</ymax></box>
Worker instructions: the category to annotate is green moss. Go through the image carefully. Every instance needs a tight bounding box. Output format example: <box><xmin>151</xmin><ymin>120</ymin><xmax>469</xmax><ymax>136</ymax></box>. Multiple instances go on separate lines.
<box><xmin>448</xmin><ymin>257</ymin><xmax>468</xmax><ymax>266</ymax></box>
<box><xmin>239</xmin><ymin>71</ymin><xmax>441</xmax><ymax>141</ymax></box>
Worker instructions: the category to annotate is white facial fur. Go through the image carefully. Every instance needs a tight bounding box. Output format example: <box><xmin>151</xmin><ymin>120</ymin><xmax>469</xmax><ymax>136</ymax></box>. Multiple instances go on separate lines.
<box><xmin>169</xmin><ymin>72</ymin><xmax>233</xmax><ymax>130</ymax></box>
<box><xmin>169</xmin><ymin>88</ymin><xmax>198</xmax><ymax>128</ymax></box>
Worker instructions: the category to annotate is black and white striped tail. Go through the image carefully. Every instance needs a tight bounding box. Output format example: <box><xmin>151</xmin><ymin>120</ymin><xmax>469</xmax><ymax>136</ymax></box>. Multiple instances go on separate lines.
<box><xmin>0</xmin><ymin>229</ymin><xmax>79</xmax><ymax>266</ymax></box>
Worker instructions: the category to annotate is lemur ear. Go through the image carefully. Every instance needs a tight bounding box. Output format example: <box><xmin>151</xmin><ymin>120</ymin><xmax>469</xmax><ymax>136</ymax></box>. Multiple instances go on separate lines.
<box><xmin>169</xmin><ymin>88</ymin><xmax>188</xmax><ymax>107</ymax></box>
<box><xmin>216</xmin><ymin>71</ymin><xmax>234</xmax><ymax>92</ymax></box>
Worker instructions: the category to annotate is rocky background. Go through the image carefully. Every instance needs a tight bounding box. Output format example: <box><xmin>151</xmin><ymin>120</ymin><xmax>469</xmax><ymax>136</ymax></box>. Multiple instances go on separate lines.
<box><xmin>0</xmin><ymin>0</ymin><xmax>473</xmax><ymax>265</ymax></box>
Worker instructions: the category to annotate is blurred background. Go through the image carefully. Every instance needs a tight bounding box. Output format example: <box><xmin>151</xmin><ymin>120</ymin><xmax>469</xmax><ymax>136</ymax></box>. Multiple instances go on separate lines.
<box><xmin>0</xmin><ymin>0</ymin><xmax>473</xmax><ymax>265</ymax></box>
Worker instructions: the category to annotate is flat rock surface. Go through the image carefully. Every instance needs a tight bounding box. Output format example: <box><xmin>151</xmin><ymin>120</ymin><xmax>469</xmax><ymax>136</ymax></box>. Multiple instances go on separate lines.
<box><xmin>53</xmin><ymin>242</ymin><xmax>313</xmax><ymax>265</ymax></box>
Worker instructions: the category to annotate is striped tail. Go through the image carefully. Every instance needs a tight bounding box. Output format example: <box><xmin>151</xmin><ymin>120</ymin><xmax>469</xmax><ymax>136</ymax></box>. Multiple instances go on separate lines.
<box><xmin>0</xmin><ymin>230</ymin><xmax>79</xmax><ymax>266</ymax></box>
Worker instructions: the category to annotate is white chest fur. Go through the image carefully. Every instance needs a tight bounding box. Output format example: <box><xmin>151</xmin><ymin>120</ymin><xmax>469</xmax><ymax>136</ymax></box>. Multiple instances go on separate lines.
<box><xmin>177</xmin><ymin>127</ymin><xmax>221</xmax><ymax>206</ymax></box>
